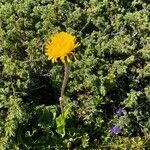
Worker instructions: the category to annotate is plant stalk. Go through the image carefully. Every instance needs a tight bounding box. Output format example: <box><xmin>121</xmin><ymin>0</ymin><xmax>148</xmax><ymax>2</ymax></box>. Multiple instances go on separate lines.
<box><xmin>59</xmin><ymin>63</ymin><xmax>70</xmax><ymax>113</ymax></box>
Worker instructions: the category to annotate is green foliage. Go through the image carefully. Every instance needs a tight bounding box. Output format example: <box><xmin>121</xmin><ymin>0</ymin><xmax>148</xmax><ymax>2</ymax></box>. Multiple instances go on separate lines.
<box><xmin>0</xmin><ymin>0</ymin><xmax>150</xmax><ymax>149</ymax></box>
<box><xmin>56</xmin><ymin>102</ymin><xmax>72</xmax><ymax>137</ymax></box>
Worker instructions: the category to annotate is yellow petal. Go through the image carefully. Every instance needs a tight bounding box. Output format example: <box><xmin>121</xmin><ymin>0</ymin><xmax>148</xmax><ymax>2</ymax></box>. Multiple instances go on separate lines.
<box><xmin>52</xmin><ymin>58</ymin><xmax>55</xmax><ymax>63</ymax></box>
<box><xmin>73</xmin><ymin>55</ymin><xmax>77</xmax><ymax>61</ymax></box>
<box><xmin>48</xmin><ymin>56</ymin><xmax>52</xmax><ymax>60</ymax></box>
<box><xmin>74</xmin><ymin>42</ymin><xmax>80</xmax><ymax>48</ymax></box>
<box><xmin>61</xmin><ymin>56</ymin><xmax>65</xmax><ymax>64</ymax></box>
<box><xmin>67</xmin><ymin>56</ymin><xmax>71</xmax><ymax>63</ymax></box>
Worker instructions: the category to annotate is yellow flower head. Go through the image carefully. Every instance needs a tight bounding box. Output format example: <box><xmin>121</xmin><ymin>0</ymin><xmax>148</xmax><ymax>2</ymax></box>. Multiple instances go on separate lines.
<box><xmin>44</xmin><ymin>32</ymin><xmax>80</xmax><ymax>63</ymax></box>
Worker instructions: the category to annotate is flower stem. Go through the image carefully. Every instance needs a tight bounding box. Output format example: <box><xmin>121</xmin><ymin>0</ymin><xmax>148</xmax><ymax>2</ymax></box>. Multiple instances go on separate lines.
<box><xmin>59</xmin><ymin>63</ymin><xmax>70</xmax><ymax>113</ymax></box>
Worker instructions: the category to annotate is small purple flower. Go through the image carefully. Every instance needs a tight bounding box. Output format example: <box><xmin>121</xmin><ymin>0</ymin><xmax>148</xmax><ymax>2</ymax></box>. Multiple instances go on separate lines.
<box><xmin>116</xmin><ymin>107</ymin><xmax>123</xmax><ymax>116</ymax></box>
<box><xmin>112</xmin><ymin>125</ymin><xmax>120</xmax><ymax>134</ymax></box>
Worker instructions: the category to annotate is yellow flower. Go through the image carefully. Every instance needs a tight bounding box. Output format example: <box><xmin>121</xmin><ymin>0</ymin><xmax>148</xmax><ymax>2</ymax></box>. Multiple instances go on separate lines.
<box><xmin>44</xmin><ymin>32</ymin><xmax>80</xmax><ymax>63</ymax></box>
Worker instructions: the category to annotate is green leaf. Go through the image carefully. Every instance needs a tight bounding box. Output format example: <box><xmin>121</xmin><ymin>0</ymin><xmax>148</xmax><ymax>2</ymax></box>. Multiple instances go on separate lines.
<box><xmin>56</xmin><ymin>103</ymin><xmax>73</xmax><ymax>137</ymax></box>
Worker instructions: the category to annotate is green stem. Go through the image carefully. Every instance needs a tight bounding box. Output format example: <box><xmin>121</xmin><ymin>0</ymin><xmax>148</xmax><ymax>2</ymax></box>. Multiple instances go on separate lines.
<box><xmin>59</xmin><ymin>63</ymin><xmax>70</xmax><ymax>113</ymax></box>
